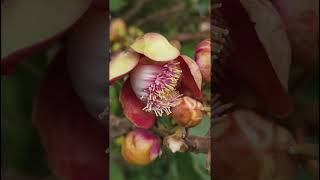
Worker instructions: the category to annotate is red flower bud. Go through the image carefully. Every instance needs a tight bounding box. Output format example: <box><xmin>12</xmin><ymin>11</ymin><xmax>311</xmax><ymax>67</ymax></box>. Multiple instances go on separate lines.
<box><xmin>121</xmin><ymin>129</ymin><xmax>161</xmax><ymax>166</ymax></box>
<box><xmin>195</xmin><ymin>39</ymin><xmax>211</xmax><ymax>83</ymax></box>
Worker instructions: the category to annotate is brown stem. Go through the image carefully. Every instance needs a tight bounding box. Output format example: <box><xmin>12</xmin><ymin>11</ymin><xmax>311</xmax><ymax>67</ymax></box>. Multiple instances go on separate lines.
<box><xmin>109</xmin><ymin>115</ymin><xmax>133</xmax><ymax>138</ymax></box>
<box><xmin>1</xmin><ymin>169</ymin><xmax>55</xmax><ymax>180</ymax></box>
<box><xmin>151</xmin><ymin>126</ymin><xmax>171</xmax><ymax>137</ymax></box>
<box><xmin>171</xmin><ymin>31</ymin><xmax>210</xmax><ymax>42</ymax></box>
<box><xmin>288</xmin><ymin>143</ymin><xmax>319</xmax><ymax>160</ymax></box>
<box><xmin>109</xmin><ymin>115</ymin><xmax>211</xmax><ymax>153</ymax></box>
<box><xmin>185</xmin><ymin>135</ymin><xmax>210</xmax><ymax>153</ymax></box>
<box><xmin>303</xmin><ymin>160</ymin><xmax>319</xmax><ymax>179</ymax></box>
<box><xmin>135</xmin><ymin>1</ymin><xmax>185</xmax><ymax>26</ymax></box>
<box><xmin>123</xmin><ymin>0</ymin><xmax>151</xmax><ymax>21</ymax></box>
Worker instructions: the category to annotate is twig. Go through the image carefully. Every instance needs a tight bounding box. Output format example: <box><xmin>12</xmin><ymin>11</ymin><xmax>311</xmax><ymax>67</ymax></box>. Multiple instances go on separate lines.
<box><xmin>171</xmin><ymin>31</ymin><xmax>209</xmax><ymax>42</ymax></box>
<box><xmin>1</xmin><ymin>169</ymin><xmax>56</xmax><ymax>180</ymax></box>
<box><xmin>288</xmin><ymin>143</ymin><xmax>319</xmax><ymax>160</ymax></box>
<box><xmin>123</xmin><ymin>0</ymin><xmax>151</xmax><ymax>21</ymax></box>
<box><xmin>135</xmin><ymin>1</ymin><xmax>185</xmax><ymax>26</ymax></box>
<box><xmin>109</xmin><ymin>115</ymin><xmax>133</xmax><ymax>138</ymax></box>
<box><xmin>303</xmin><ymin>160</ymin><xmax>319</xmax><ymax>179</ymax></box>
<box><xmin>109</xmin><ymin>115</ymin><xmax>210</xmax><ymax>153</ymax></box>
<box><xmin>185</xmin><ymin>135</ymin><xmax>210</xmax><ymax>153</ymax></box>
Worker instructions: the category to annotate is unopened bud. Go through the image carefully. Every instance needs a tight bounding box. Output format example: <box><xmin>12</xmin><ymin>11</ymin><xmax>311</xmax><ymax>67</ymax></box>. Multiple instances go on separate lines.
<box><xmin>121</xmin><ymin>129</ymin><xmax>161</xmax><ymax>166</ymax></box>
<box><xmin>171</xmin><ymin>96</ymin><xmax>204</xmax><ymax>128</ymax></box>
<box><xmin>195</xmin><ymin>39</ymin><xmax>211</xmax><ymax>83</ymax></box>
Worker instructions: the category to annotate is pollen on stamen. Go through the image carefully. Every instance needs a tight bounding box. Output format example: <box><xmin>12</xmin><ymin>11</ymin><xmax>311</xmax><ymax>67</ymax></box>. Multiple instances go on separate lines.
<box><xmin>141</xmin><ymin>61</ymin><xmax>183</xmax><ymax>116</ymax></box>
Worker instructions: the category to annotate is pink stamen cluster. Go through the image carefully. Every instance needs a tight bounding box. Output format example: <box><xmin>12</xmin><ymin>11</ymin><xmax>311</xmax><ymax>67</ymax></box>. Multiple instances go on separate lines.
<box><xmin>140</xmin><ymin>61</ymin><xmax>183</xmax><ymax>116</ymax></box>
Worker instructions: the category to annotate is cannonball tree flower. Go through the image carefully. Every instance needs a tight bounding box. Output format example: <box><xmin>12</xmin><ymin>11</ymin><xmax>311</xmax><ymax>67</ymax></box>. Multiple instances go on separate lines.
<box><xmin>2</xmin><ymin>1</ymin><xmax>108</xmax><ymax>179</ymax></box>
<box><xmin>121</xmin><ymin>129</ymin><xmax>161</xmax><ymax>166</ymax></box>
<box><xmin>109</xmin><ymin>32</ymin><xmax>202</xmax><ymax>129</ymax></box>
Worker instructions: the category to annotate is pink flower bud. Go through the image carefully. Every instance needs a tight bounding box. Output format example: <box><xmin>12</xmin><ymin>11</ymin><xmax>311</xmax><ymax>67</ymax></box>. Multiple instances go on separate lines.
<box><xmin>195</xmin><ymin>39</ymin><xmax>211</xmax><ymax>83</ymax></box>
<box><xmin>110</xmin><ymin>18</ymin><xmax>126</xmax><ymax>42</ymax></box>
<box><xmin>121</xmin><ymin>129</ymin><xmax>161</xmax><ymax>166</ymax></box>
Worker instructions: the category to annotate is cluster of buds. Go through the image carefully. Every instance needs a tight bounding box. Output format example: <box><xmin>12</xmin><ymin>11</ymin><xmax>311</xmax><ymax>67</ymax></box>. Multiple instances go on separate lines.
<box><xmin>110</xmin><ymin>32</ymin><xmax>211</xmax><ymax>165</ymax></box>
<box><xmin>110</xmin><ymin>18</ymin><xmax>144</xmax><ymax>53</ymax></box>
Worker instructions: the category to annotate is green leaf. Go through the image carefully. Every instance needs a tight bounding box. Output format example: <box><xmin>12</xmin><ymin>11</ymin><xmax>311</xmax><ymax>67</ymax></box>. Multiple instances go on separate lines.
<box><xmin>172</xmin><ymin>153</ymin><xmax>204</xmax><ymax>180</ymax></box>
<box><xmin>110</xmin><ymin>160</ymin><xmax>125</xmax><ymax>180</ymax></box>
<box><xmin>194</xmin><ymin>0</ymin><xmax>210</xmax><ymax>16</ymax></box>
<box><xmin>189</xmin><ymin>115</ymin><xmax>210</xmax><ymax>136</ymax></box>
<box><xmin>183</xmin><ymin>0</ymin><xmax>194</xmax><ymax>8</ymax></box>
<box><xmin>180</xmin><ymin>41</ymin><xmax>197</xmax><ymax>58</ymax></box>
<box><xmin>110</xmin><ymin>0</ymin><xmax>127</xmax><ymax>12</ymax></box>
<box><xmin>109</xmin><ymin>83</ymin><xmax>122</xmax><ymax>116</ymax></box>
<box><xmin>304</xmin><ymin>73</ymin><xmax>319</xmax><ymax>101</ymax></box>
<box><xmin>157</xmin><ymin>116</ymin><xmax>174</xmax><ymax>130</ymax></box>
<box><xmin>294</xmin><ymin>166</ymin><xmax>314</xmax><ymax>180</ymax></box>
<box><xmin>1</xmin><ymin>53</ymin><xmax>50</xmax><ymax>176</ymax></box>
<box><xmin>191</xmin><ymin>153</ymin><xmax>210</xmax><ymax>180</ymax></box>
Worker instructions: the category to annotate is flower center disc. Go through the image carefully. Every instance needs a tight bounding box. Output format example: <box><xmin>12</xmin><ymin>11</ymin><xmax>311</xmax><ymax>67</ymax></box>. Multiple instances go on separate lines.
<box><xmin>130</xmin><ymin>61</ymin><xmax>183</xmax><ymax>116</ymax></box>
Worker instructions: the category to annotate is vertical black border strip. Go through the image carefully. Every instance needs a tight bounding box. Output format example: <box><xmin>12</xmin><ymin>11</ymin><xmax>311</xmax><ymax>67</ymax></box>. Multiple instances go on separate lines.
<box><xmin>210</xmin><ymin>0</ymin><xmax>214</xmax><ymax>179</ymax></box>
<box><xmin>106</xmin><ymin>0</ymin><xmax>110</xmax><ymax>179</ymax></box>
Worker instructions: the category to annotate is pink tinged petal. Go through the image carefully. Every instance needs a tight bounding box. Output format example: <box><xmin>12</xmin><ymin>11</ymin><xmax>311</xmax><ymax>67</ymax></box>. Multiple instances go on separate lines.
<box><xmin>32</xmin><ymin>53</ymin><xmax>107</xmax><ymax>180</ymax></box>
<box><xmin>149</xmin><ymin>136</ymin><xmax>162</xmax><ymax>160</ymax></box>
<box><xmin>221</xmin><ymin>0</ymin><xmax>292</xmax><ymax>118</ymax></box>
<box><xmin>213</xmin><ymin>109</ymin><xmax>297</xmax><ymax>179</ymax></box>
<box><xmin>130</xmin><ymin>33</ymin><xmax>180</xmax><ymax>62</ymax></box>
<box><xmin>119</xmin><ymin>79</ymin><xmax>156</xmax><ymax>129</ymax></box>
<box><xmin>1</xmin><ymin>0</ymin><xmax>92</xmax><ymax>74</ymax></box>
<box><xmin>195</xmin><ymin>39</ymin><xmax>210</xmax><ymax>53</ymax></box>
<box><xmin>109</xmin><ymin>51</ymin><xmax>140</xmax><ymax>84</ymax></box>
<box><xmin>195</xmin><ymin>39</ymin><xmax>211</xmax><ymax>83</ymax></box>
<box><xmin>271</xmin><ymin>0</ymin><xmax>319</xmax><ymax>67</ymax></box>
<box><xmin>177</xmin><ymin>55</ymin><xmax>202</xmax><ymax>98</ymax></box>
<box><xmin>67</xmin><ymin>9</ymin><xmax>108</xmax><ymax>121</ymax></box>
<box><xmin>240</xmin><ymin>0</ymin><xmax>292</xmax><ymax>89</ymax></box>
<box><xmin>130</xmin><ymin>64</ymin><xmax>162</xmax><ymax>98</ymax></box>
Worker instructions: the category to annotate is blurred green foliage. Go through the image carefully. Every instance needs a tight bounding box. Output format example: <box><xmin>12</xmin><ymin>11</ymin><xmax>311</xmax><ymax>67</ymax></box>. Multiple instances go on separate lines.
<box><xmin>1</xmin><ymin>53</ymin><xmax>51</xmax><ymax>177</ymax></box>
<box><xmin>109</xmin><ymin>0</ymin><xmax>127</xmax><ymax>12</ymax></box>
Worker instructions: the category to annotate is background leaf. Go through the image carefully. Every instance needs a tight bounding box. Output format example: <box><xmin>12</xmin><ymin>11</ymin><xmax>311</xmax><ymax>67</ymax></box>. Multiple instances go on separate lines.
<box><xmin>189</xmin><ymin>115</ymin><xmax>210</xmax><ymax>136</ymax></box>
<box><xmin>110</xmin><ymin>0</ymin><xmax>127</xmax><ymax>12</ymax></box>
<box><xmin>190</xmin><ymin>153</ymin><xmax>210</xmax><ymax>180</ymax></box>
